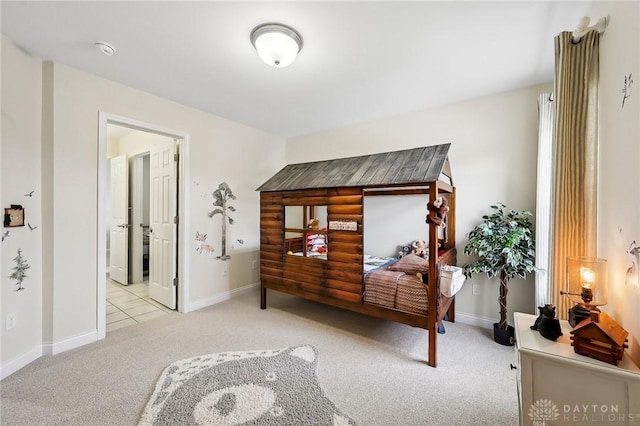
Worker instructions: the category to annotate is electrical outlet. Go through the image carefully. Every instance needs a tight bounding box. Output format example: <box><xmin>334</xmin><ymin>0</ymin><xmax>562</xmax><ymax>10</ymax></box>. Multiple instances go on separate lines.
<box><xmin>472</xmin><ymin>283</ymin><xmax>481</xmax><ymax>296</ymax></box>
<box><xmin>6</xmin><ymin>313</ymin><xmax>17</xmax><ymax>330</ymax></box>
<box><xmin>252</xmin><ymin>260</ymin><xmax>258</xmax><ymax>270</ymax></box>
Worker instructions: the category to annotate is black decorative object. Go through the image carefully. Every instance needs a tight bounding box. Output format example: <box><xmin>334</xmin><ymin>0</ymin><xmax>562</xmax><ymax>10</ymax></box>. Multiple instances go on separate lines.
<box><xmin>531</xmin><ymin>304</ymin><xmax>563</xmax><ymax>341</ymax></box>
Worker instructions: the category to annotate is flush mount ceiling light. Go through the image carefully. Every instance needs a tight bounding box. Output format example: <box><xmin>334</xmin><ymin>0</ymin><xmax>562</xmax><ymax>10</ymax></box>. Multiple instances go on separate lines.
<box><xmin>250</xmin><ymin>23</ymin><xmax>303</xmax><ymax>68</ymax></box>
<box><xmin>94</xmin><ymin>41</ymin><xmax>116</xmax><ymax>56</ymax></box>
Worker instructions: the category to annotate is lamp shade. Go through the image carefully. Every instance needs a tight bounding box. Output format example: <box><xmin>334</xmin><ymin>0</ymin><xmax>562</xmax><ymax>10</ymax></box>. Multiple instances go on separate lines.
<box><xmin>565</xmin><ymin>257</ymin><xmax>608</xmax><ymax>306</ymax></box>
<box><xmin>250</xmin><ymin>23</ymin><xmax>303</xmax><ymax>68</ymax></box>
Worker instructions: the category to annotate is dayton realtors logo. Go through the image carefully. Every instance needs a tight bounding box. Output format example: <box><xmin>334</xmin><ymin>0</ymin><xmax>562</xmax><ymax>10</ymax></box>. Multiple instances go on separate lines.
<box><xmin>529</xmin><ymin>399</ymin><xmax>639</xmax><ymax>425</ymax></box>
<box><xmin>529</xmin><ymin>399</ymin><xmax>559</xmax><ymax>425</ymax></box>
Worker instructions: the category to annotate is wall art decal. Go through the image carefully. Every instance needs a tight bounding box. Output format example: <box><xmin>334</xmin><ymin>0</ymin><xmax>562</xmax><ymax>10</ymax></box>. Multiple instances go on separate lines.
<box><xmin>28</xmin><ymin>222</ymin><xmax>38</xmax><ymax>231</ymax></box>
<box><xmin>195</xmin><ymin>232</ymin><xmax>215</xmax><ymax>255</ymax></box>
<box><xmin>4</xmin><ymin>205</ymin><xmax>24</xmax><ymax>227</ymax></box>
<box><xmin>2</xmin><ymin>230</ymin><xmax>9</xmax><ymax>242</ymax></box>
<box><xmin>207</xmin><ymin>182</ymin><xmax>236</xmax><ymax>261</ymax></box>
<box><xmin>24</xmin><ymin>191</ymin><xmax>35</xmax><ymax>197</ymax></box>
<box><xmin>9</xmin><ymin>249</ymin><xmax>30</xmax><ymax>291</ymax></box>
<box><xmin>622</xmin><ymin>73</ymin><xmax>633</xmax><ymax>107</ymax></box>
<box><xmin>625</xmin><ymin>240</ymin><xmax>640</xmax><ymax>288</ymax></box>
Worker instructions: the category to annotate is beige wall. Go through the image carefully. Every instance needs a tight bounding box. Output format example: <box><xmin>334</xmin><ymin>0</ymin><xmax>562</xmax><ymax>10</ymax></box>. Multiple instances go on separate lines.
<box><xmin>590</xmin><ymin>1</ymin><xmax>640</xmax><ymax>365</ymax></box>
<box><xmin>44</xmin><ymin>61</ymin><xmax>285</xmax><ymax>341</ymax></box>
<box><xmin>1</xmin><ymin>35</ymin><xmax>286</xmax><ymax>375</ymax></box>
<box><xmin>288</xmin><ymin>83</ymin><xmax>552</xmax><ymax>327</ymax></box>
<box><xmin>1</xmin><ymin>37</ymin><xmax>43</xmax><ymax>374</ymax></box>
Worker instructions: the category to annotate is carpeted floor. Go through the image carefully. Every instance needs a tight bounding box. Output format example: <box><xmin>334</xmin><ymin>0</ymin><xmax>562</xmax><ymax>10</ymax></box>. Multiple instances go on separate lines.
<box><xmin>0</xmin><ymin>289</ymin><xmax>519</xmax><ymax>425</ymax></box>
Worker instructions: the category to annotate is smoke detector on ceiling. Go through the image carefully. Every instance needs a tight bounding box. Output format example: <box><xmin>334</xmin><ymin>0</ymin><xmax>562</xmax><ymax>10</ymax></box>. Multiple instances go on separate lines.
<box><xmin>94</xmin><ymin>41</ymin><xmax>116</xmax><ymax>56</ymax></box>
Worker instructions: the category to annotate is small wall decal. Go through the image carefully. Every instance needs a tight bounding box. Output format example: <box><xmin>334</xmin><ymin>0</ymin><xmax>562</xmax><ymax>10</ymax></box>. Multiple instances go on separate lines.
<box><xmin>208</xmin><ymin>182</ymin><xmax>236</xmax><ymax>261</ymax></box>
<box><xmin>9</xmin><ymin>249</ymin><xmax>30</xmax><ymax>291</ymax></box>
<box><xmin>28</xmin><ymin>222</ymin><xmax>38</xmax><ymax>231</ymax></box>
<box><xmin>2</xmin><ymin>230</ymin><xmax>9</xmax><ymax>242</ymax></box>
<box><xmin>4</xmin><ymin>205</ymin><xmax>25</xmax><ymax>227</ymax></box>
<box><xmin>622</xmin><ymin>73</ymin><xmax>633</xmax><ymax>107</ymax></box>
<box><xmin>236</xmin><ymin>239</ymin><xmax>244</xmax><ymax>245</ymax></box>
<box><xmin>625</xmin><ymin>240</ymin><xmax>640</xmax><ymax>288</ymax></box>
<box><xmin>24</xmin><ymin>191</ymin><xmax>35</xmax><ymax>197</ymax></box>
<box><xmin>195</xmin><ymin>232</ymin><xmax>215</xmax><ymax>255</ymax></box>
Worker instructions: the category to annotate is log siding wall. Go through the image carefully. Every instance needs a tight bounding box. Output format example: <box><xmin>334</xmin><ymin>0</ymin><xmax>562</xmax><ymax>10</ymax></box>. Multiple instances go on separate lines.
<box><xmin>260</xmin><ymin>187</ymin><xmax>365</xmax><ymax>305</ymax></box>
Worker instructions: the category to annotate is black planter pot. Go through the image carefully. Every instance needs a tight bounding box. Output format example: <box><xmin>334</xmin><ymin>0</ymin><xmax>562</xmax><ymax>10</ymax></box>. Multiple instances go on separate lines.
<box><xmin>493</xmin><ymin>323</ymin><xmax>515</xmax><ymax>346</ymax></box>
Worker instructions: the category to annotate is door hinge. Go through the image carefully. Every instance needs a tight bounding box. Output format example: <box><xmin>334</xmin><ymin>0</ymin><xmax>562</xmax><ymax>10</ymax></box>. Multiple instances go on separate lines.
<box><xmin>173</xmin><ymin>277</ymin><xmax>178</xmax><ymax>288</ymax></box>
<box><xmin>174</xmin><ymin>153</ymin><xmax>179</xmax><ymax>162</ymax></box>
<box><xmin>174</xmin><ymin>215</ymin><xmax>179</xmax><ymax>224</ymax></box>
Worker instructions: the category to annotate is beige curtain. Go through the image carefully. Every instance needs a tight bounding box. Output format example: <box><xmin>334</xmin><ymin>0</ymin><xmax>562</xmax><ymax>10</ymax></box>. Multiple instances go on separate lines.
<box><xmin>550</xmin><ymin>31</ymin><xmax>600</xmax><ymax>319</ymax></box>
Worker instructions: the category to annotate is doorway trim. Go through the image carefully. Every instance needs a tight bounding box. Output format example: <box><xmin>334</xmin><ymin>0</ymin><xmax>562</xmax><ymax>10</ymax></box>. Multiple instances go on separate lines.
<box><xmin>97</xmin><ymin>112</ymin><xmax>190</xmax><ymax>340</ymax></box>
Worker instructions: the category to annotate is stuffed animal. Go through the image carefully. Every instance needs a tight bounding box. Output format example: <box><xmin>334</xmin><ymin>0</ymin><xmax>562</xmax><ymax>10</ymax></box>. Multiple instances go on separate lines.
<box><xmin>411</xmin><ymin>240</ymin><xmax>428</xmax><ymax>258</ymax></box>
<box><xmin>530</xmin><ymin>304</ymin><xmax>563</xmax><ymax>341</ymax></box>
<box><xmin>425</xmin><ymin>196</ymin><xmax>449</xmax><ymax>228</ymax></box>
<box><xmin>398</xmin><ymin>245</ymin><xmax>411</xmax><ymax>258</ymax></box>
<box><xmin>307</xmin><ymin>218</ymin><xmax>320</xmax><ymax>230</ymax></box>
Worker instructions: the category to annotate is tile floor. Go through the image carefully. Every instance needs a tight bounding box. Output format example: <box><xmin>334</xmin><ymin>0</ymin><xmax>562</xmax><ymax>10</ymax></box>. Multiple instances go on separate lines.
<box><xmin>106</xmin><ymin>278</ymin><xmax>176</xmax><ymax>333</ymax></box>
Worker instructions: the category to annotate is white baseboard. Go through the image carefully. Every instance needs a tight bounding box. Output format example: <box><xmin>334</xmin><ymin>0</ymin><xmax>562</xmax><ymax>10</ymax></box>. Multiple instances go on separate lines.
<box><xmin>454</xmin><ymin>312</ymin><xmax>497</xmax><ymax>330</ymax></box>
<box><xmin>42</xmin><ymin>330</ymin><xmax>98</xmax><ymax>355</ymax></box>
<box><xmin>0</xmin><ymin>346</ymin><xmax>43</xmax><ymax>380</ymax></box>
<box><xmin>185</xmin><ymin>282</ymin><xmax>259</xmax><ymax>313</ymax></box>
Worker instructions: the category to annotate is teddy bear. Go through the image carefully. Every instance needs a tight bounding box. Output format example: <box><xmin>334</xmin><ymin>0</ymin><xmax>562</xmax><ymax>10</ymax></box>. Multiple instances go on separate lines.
<box><xmin>530</xmin><ymin>304</ymin><xmax>563</xmax><ymax>341</ymax></box>
<box><xmin>307</xmin><ymin>218</ymin><xmax>320</xmax><ymax>230</ymax></box>
<box><xmin>411</xmin><ymin>240</ymin><xmax>428</xmax><ymax>258</ymax></box>
<box><xmin>398</xmin><ymin>245</ymin><xmax>411</xmax><ymax>258</ymax></box>
<box><xmin>425</xmin><ymin>196</ymin><xmax>449</xmax><ymax>228</ymax></box>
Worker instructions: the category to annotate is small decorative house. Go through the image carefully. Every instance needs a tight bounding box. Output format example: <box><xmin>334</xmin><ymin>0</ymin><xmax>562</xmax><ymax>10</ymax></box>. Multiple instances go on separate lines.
<box><xmin>570</xmin><ymin>310</ymin><xmax>629</xmax><ymax>365</ymax></box>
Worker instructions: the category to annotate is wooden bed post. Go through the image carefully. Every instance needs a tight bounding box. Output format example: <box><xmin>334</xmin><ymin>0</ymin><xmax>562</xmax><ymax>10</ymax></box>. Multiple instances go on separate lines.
<box><xmin>446</xmin><ymin>185</ymin><xmax>457</xmax><ymax>323</ymax></box>
<box><xmin>427</xmin><ymin>183</ymin><xmax>440</xmax><ymax>367</ymax></box>
<box><xmin>260</xmin><ymin>284</ymin><xmax>267</xmax><ymax>309</ymax></box>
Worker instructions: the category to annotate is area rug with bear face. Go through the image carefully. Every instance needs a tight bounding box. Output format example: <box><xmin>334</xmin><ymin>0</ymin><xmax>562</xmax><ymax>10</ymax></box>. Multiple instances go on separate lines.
<box><xmin>138</xmin><ymin>345</ymin><xmax>356</xmax><ymax>426</ymax></box>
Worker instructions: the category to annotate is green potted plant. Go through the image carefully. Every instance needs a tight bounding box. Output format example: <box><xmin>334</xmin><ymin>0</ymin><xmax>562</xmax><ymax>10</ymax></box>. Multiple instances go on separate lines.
<box><xmin>462</xmin><ymin>203</ymin><xmax>538</xmax><ymax>346</ymax></box>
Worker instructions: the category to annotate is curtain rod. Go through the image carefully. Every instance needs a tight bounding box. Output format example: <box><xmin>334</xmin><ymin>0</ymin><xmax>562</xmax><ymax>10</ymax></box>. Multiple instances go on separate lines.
<box><xmin>572</xmin><ymin>15</ymin><xmax>609</xmax><ymax>43</ymax></box>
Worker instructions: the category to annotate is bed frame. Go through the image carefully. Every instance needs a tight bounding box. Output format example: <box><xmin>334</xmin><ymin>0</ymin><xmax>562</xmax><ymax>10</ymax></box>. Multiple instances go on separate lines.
<box><xmin>257</xmin><ymin>144</ymin><xmax>456</xmax><ymax>367</ymax></box>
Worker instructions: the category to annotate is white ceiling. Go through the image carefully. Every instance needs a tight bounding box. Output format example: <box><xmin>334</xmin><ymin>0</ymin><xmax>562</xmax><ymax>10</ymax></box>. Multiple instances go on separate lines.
<box><xmin>1</xmin><ymin>1</ymin><xmax>594</xmax><ymax>138</ymax></box>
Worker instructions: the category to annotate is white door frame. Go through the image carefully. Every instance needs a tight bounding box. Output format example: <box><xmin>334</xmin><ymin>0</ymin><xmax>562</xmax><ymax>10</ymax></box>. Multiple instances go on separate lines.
<box><xmin>97</xmin><ymin>112</ymin><xmax>190</xmax><ymax>340</ymax></box>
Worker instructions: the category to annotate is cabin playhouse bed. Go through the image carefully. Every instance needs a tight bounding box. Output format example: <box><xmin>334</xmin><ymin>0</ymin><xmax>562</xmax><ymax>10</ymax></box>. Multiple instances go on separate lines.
<box><xmin>257</xmin><ymin>144</ymin><xmax>461</xmax><ymax>367</ymax></box>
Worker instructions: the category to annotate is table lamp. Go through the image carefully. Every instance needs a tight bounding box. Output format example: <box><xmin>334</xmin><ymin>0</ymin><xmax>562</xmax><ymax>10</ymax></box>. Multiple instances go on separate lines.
<box><xmin>561</xmin><ymin>257</ymin><xmax>608</xmax><ymax>327</ymax></box>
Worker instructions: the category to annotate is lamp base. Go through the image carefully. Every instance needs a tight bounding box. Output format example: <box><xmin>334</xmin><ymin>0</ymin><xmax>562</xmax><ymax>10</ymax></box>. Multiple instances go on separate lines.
<box><xmin>568</xmin><ymin>304</ymin><xmax>597</xmax><ymax>327</ymax></box>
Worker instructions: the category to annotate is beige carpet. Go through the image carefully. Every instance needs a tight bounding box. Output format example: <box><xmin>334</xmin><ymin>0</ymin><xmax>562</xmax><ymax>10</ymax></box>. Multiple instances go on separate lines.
<box><xmin>0</xmin><ymin>289</ymin><xmax>519</xmax><ymax>425</ymax></box>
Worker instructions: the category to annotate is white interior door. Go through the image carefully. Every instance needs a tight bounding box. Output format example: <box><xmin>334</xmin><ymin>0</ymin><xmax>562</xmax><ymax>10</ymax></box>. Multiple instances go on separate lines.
<box><xmin>149</xmin><ymin>138</ymin><xmax>177</xmax><ymax>309</ymax></box>
<box><xmin>110</xmin><ymin>154</ymin><xmax>129</xmax><ymax>285</ymax></box>
<box><xmin>130</xmin><ymin>155</ymin><xmax>144</xmax><ymax>284</ymax></box>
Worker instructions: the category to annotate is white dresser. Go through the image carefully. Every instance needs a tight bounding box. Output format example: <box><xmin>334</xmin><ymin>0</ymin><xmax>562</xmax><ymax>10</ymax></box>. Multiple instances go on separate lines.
<box><xmin>514</xmin><ymin>312</ymin><xmax>640</xmax><ymax>426</ymax></box>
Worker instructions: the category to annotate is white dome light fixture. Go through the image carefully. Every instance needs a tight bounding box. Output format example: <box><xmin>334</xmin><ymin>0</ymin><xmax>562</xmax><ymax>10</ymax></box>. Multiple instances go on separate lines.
<box><xmin>250</xmin><ymin>23</ymin><xmax>303</xmax><ymax>68</ymax></box>
<box><xmin>94</xmin><ymin>41</ymin><xmax>116</xmax><ymax>56</ymax></box>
